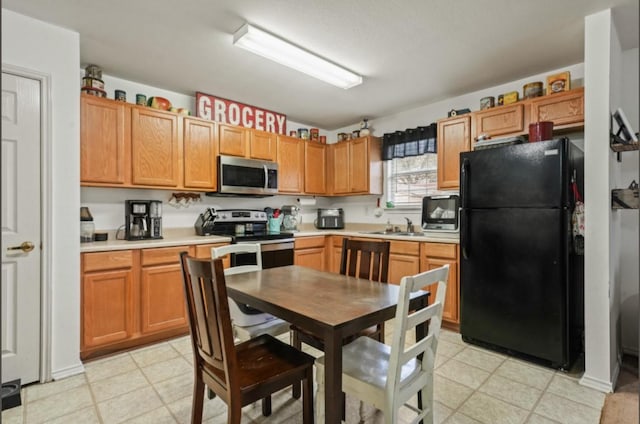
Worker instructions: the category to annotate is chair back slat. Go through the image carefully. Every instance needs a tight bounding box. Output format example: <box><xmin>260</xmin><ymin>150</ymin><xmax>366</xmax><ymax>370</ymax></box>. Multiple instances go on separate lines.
<box><xmin>211</xmin><ymin>243</ymin><xmax>262</xmax><ymax>271</ymax></box>
<box><xmin>387</xmin><ymin>264</ymin><xmax>449</xmax><ymax>397</ymax></box>
<box><xmin>180</xmin><ymin>253</ymin><xmax>238</xmax><ymax>387</ymax></box>
<box><xmin>340</xmin><ymin>238</ymin><xmax>390</xmax><ymax>283</ymax></box>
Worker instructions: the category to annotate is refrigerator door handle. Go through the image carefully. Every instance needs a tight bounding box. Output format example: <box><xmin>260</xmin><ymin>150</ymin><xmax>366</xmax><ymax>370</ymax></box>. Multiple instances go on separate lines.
<box><xmin>461</xmin><ymin>208</ymin><xmax>470</xmax><ymax>259</ymax></box>
<box><xmin>461</xmin><ymin>158</ymin><xmax>470</xmax><ymax>208</ymax></box>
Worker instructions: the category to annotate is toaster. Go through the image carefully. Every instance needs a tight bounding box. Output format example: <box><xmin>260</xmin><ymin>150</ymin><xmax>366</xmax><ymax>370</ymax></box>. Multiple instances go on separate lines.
<box><xmin>316</xmin><ymin>208</ymin><xmax>344</xmax><ymax>229</ymax></box>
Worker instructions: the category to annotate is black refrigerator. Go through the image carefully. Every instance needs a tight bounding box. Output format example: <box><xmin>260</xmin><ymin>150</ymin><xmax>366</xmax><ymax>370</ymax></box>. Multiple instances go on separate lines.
<box><xmin>459</xmin><ymin>138</ymin><xmax>584</xmax><ymax>369</ymax></box>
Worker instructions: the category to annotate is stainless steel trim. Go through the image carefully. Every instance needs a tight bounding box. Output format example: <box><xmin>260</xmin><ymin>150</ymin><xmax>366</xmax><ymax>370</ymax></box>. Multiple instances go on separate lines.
<box><xmin>218</xmin><ymin>155</ymin><xmax>279</xmax><ymax>195</ymax></box>
<box><xmin>236</xmin><ymin>239</ymin><xmax>294</xmax><ymax>251</ymax></box>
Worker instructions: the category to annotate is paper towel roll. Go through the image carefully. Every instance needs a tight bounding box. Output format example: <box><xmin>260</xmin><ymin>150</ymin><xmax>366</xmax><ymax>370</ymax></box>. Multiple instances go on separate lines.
<box><xmin>298</xmin><ymin>197</ymin><xmax>316</xmax><ymax>206</ymax></box>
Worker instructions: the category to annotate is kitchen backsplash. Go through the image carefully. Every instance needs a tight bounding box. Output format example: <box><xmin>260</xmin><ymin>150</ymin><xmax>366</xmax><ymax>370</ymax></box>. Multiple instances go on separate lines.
<box><xmin>81</xmin><ymin>187</ymin><xmax>424</xmax><ymax>232</ymax></box>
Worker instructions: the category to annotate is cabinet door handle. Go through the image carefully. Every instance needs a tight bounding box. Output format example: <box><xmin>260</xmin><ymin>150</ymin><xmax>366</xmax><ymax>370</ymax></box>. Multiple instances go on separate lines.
<box><xmin>7</xmin><ymin>241</ymin><xmax>35</xmax><ymax>253</ymax></box>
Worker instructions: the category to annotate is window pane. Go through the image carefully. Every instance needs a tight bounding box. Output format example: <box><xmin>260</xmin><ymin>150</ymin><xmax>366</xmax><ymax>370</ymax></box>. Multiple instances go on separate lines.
<box><xmin>387</xmin><ymin>154</ymin><xmax>440</xmax><ymax>206</ymax></box>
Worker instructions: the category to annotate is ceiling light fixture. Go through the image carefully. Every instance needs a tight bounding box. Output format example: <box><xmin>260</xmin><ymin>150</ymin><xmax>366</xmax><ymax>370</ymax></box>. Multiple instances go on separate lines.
<box><xmin>233</xmin><ymin>23</ymin><xmax>363</xmax><ymax>89</ymax></box>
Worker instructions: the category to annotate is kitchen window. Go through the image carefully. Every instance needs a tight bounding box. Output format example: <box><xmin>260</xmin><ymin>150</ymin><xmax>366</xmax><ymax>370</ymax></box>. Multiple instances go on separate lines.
<box><xmin>386</xmin><ymin>154</ymin><xmax>438</xmax><ymax>207</ymax></box>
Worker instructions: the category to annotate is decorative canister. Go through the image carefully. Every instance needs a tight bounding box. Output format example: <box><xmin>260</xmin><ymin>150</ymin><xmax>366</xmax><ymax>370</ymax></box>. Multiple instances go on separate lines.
<box><xmin>114</xmin><ymin>90</ymin><xmax>126</xmax><ymax>102</ymax></box>
<box><xmin>337</xmin><ymin>132</ymin><xmax>347</xmax><ymax>141</ymax></box>
<box><xmin>319</xmin><ymin>135</ymin><xmax>327</xmax><ymax>144</ymax></box>
<box><xmin>81</xmin><ymin>87</ymin><xmax>106</xmax><ymax>98</ymax></box>
<box><xmin>497</xmin><ymin>94</ymin><xmax>504</xmax><ymax>106</ymax></box>
<box><xmin>82</xmin><ymin>76</ymin><xmax>104</xmax><ymax>91</ymax></box>
<box><xmin>84</xmin><ymin>64</ymin><xmax>102</xmax><ymax>79</ymax></box>
<box><xmin>289</xmin><ymin>130</ymin><xmax>297</xmax><ymax>137</ymax></box>
<box><xmin>523</xmin><ymin>82</ymin><xmax>544</xmax><ymax>99</ymax></box>
<box><xmin>480</xmin><ymin>96</ymin><xmax>495</xmax><ymax>110</ymax></box>
<box><xmin>136</xmin><ymin>94</ymin><xmax>147</xmax><ymax>105</ymax></box>
<box><xmin>529</xmin><ymin>121</ymin><xmax>554</xmax><ymax>142</ymax></box>
<box><xmin>351</xmin><ymin>130</ymin><xmax>360</xmax><ymax>139</ymax></box>
<box><xmin>297</xmin><ymin>128</ymin><xmax>309</xmax><ymax>139</ymax></box>
<box><xmin>310</xmin><ymin>128</ymin><xmax>319</xmax><ymax>141</ymax></box>
<box><xmin>503</xmin><ymin>91</ymin><xmax>519</xmax><ymax>105</ymax></box>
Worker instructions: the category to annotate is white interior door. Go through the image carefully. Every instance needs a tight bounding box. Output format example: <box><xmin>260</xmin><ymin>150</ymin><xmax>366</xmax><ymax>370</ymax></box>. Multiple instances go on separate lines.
<box><xmin>2</xmin><ymin>72</ymin><xmax>42</xmax><ymax>384</ymax></box>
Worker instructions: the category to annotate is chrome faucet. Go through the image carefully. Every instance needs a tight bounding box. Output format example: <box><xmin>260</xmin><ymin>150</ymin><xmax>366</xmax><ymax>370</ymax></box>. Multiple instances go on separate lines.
<box><xmin>404</xmin><ymin>217</ymin><xmax>414</xmax><ymax>233</ymax></box>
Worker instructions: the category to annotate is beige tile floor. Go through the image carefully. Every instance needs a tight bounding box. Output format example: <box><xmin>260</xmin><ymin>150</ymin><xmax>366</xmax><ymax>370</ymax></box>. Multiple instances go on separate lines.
<box><xmin>2</xmin><ymin>328</ymin><xmax>606</xmax><ymax>424</ymax></box>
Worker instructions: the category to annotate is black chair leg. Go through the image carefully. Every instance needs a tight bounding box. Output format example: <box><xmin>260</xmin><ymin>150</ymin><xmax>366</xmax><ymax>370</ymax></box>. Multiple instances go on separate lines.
<box><xmin>207</xmin><ymin>387</ymin><xmax>216</xmax><ymax>399</ymax></box>
<box><xmin>292</xmin><ymin>331</ymin><xmax>302</xmax><ymax>399</ymax></box>
<box><xmin>262</xmin><ymin>395</ymin><xmax>272</xmax><ymax>416</ymax></box>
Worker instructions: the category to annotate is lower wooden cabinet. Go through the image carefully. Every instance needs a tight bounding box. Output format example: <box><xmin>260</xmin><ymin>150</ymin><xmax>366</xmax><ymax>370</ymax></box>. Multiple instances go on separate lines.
<box><xmin>294</xmin><ymin>236</ymin><xmax>327</xmax><ymax>271</ymax></box>
<box><xmin>81</xmin><ymin>242</ymin><xmax>228</xmax><ymax>359</ymax></box>
<box><xmin>329</xmin><ymin>236</ymin><xmax>344</xmax><ymax>273</ymax></box>
<box><xmin>420</xmin><ymin>243</ymin><xmax>460</xmax><ymax>330</ymax></box>
<box><xmin>388</xmin><ymin>241</ymin><xmax>421</xmax><ymax>284</ymax></box>
<box><xmin>140</xmin><ymin>246</ymin><xmax>189</xmax><ymax>335</ymax></box>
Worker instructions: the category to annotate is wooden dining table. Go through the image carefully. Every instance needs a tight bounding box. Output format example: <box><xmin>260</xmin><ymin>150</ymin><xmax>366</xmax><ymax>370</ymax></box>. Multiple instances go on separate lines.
<box><xmin>224</xmin><ymin>265</ymin><xmax>429</xmax><ymax>424</ymax></box>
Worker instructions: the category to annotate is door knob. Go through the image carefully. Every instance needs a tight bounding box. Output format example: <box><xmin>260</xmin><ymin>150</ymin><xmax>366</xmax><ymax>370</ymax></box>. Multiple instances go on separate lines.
<box><xmin>7</xmin><ymin>241</ymin><xmax>35</xmax><ymax>253</ymax></box>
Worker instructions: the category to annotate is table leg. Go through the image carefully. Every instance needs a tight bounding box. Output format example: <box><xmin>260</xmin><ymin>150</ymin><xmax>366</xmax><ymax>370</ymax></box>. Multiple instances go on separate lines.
<box><xmin>324</xmin><ymin>331</ymin><xmax>343</xmax><ymax>424</ymax></box>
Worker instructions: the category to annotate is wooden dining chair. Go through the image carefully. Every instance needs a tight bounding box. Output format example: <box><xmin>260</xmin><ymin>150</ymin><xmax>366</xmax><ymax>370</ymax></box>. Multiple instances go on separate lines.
<box><xmin>292</xmin><ymin>238</ymin><xmax>391</xmax><ymax>352</ymax></box>
<box><xmin>211</xmin><ymin>244</ymin><xmax>290</xmax><ymax>343</ymax></box>
<box><xmin>316</xmin><ymin>264</ymin><xmax>449</xmax><ymax>424</ymax></box>
<box><xmin>180</xmin><ymin>252</ymin><xmax>315</xmax><ymax>424</ymax></box>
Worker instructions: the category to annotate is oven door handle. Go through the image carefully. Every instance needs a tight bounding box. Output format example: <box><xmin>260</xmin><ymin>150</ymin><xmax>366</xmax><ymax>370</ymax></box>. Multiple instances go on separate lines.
<box><xmin>236</xmin><ymin>238</ymin><xmax>294</xmax><ymax>245</ymax></box>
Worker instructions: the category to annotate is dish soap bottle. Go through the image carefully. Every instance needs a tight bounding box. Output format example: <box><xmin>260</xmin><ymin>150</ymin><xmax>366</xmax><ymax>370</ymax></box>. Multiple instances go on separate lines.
<box><xmin>385</xmin><ymin>219</ymin><xmax>393</xmax><ymax>233</ymax></box>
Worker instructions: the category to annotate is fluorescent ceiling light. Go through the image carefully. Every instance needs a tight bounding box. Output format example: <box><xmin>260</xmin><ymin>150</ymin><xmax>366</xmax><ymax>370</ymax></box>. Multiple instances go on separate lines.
<box><xmin>233</xmin><ymin>23</ymin><xmax>363</xmax><ymax>89</ymax></box>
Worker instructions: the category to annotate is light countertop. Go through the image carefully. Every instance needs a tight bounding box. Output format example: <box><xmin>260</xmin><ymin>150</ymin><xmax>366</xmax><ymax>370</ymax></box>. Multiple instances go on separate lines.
<box><xmin>80</xmin><ymin>225</ymin><xmax>459</xmax><ymax>253</ymax></box>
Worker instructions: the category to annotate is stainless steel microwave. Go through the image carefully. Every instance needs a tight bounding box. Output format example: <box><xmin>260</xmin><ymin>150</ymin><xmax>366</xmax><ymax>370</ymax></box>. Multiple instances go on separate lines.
<box><xmin>217</xmin><ymin>155</ymin><xmax>278</xmax><ymax>195</ymax></box>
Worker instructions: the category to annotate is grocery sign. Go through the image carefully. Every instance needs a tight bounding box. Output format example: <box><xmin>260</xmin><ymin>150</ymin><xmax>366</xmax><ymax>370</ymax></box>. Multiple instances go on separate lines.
<box><xmin>196</xmin><ymin>92</ymin><xmax>287</xmax><ymax>135</ymax></box>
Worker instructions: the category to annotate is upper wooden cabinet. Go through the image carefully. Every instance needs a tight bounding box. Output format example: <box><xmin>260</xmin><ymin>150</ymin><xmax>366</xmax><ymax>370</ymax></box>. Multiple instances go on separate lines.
<box><xmin>329</xmin><ymin>142</ymin><xmax>350</xmax><ymax>194</ymax></box>
<box><xmin>81</xmin><ymin>96</ymin><xmax>220</xmax><ymax>191</ymax></box>
<box><xmin>473</xmin><ymin>103</ymin><xmax>525</xmax><ymax>140</ymax></box>
<box><xmin>250</xmin><ymin>129</ymin><xmax>277</xmax><ymax>161</ymax></box>
<box><xmin>80</xmin><ymin>94</ymin><xmax>129</xmax><ymax>185</ymax></box>
<box><xmin>277</xmin><ymin>135</ymin><xmax>305</xmax><ymax>194</ymax></box>
<box><xmin>529</xmin><ymin>87</ymin><xmax>584</xmax><ymax>129</ymax></box>
<box><xmin>218</xmin><ymin>124</ymin><xmax>277</xmax><ymax>161</ymax></box>
<box><xmin>469</xmin><ymin>87</ymin><xmax>585</xmax><ymax>144</ymax></box>
<box><xmin>437</xmin><ymin>115</ymin><xmax>471</xmax><ymax>190</ymax></box>
<box><xmin>304</xmin><ymin>142</ymin><xmax>327</xmax><ymax>194</ymax></box>
<box><xmin>131</xmin><ymin>107</ymin><xmax>180</xmax><ymax>187</ymax></box>
<box><xmin>329</xmin><ymin>136</ymin><xmax>383</xmax><ymax>195</ymax></box>
<box><xmin>218</xmin><ymin>124</ymin><xmax>248</xmax><ymax>157</ymax></box>
<box><xmin>183</xmin><ymin>118</ymin><xmax>217</xmax><ymax>190</ymax></box>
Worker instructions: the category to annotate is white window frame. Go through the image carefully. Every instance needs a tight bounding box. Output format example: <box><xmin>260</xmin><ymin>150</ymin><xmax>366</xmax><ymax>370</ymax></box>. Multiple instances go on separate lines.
<box><xmin>385</xmin><ymin>154</ymin><xmax>439</xmax><ymax>211</ymax></box>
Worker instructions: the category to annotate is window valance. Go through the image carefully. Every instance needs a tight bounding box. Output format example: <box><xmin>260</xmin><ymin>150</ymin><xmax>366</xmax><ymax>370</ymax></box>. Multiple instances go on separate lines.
<box><xmin>382</xmin><ymin>123</ymin><xmax>437</xmax><ymax>161</ymax></box>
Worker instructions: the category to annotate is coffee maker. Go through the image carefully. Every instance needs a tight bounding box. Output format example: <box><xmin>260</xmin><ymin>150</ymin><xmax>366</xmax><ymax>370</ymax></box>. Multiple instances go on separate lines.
<box><xmin>281</xmin><ymin>205</ymin><xmax>301</xmax><ymax>231</ymax></box>
<box><xmin>125</xmin><ymin>200</ymin><xmax>163</xmax><ymax>240</ymax></box>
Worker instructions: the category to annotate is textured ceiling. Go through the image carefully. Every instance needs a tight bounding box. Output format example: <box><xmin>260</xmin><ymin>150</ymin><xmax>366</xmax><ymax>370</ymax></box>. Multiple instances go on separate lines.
<box><xmin>3</xmin><ymin>0</ymin><xmax>638</xmax><ymax>129</ymax></box>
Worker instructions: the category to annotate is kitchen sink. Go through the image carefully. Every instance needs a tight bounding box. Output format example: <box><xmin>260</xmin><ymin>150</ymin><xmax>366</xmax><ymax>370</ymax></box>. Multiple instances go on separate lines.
<box><xmin>359</xmin><ymin>231</ymin><xmax>422</xmax><ymax>237</ymax></box>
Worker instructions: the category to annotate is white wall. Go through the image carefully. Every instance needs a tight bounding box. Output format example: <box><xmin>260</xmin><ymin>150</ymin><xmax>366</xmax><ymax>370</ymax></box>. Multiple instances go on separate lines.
<box><xmin>618</xmin><ymin>47</ymin><xmax>639</xmax><ymax>356</ymax></box>
<box><xmin>2</xmin><ymin>10</ymin><xmax>82</xmax><ymax>379</ymax></box>
<box><xmin>581</xmin><ymin>8</ymin><xmax>619</xmax><ymax>393</ymax></box>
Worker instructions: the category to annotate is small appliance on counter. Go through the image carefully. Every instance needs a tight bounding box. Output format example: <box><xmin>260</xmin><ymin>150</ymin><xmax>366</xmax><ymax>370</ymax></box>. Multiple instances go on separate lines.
<box><xmin>281</xmin><ymin>205</ymin><xmax>301</xmax><ymax>231</ymax></box>
<box><xmin>422</xmin><ymin>195</ymin><xmax>460</xmax><ymax>231</ymax></box>
<box><xmin>194</xmin><ymin>207</ymin><xmax>218</xmax><ymax>236</ymax></box>
<box><xmin>80</xmin><ymin>206</ymin><xmax>95</xmax><ymax>243</ymax></box>
<box><xmin>315</xmin><ymin>208</ymin><xmax>344</xmax><ymax>229</ymax></box>
<box><xmin>125</xmin><ymin>200</ymin><xmax>163</xmax><ymax>240</ymax></box>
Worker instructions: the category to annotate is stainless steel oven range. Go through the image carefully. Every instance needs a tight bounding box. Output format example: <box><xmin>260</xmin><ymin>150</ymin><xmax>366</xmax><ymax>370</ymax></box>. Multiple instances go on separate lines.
<box><xmin>196</xmin><ymin>209</ymin><xmax>294</xmax><ymax>268</ymax></box>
